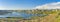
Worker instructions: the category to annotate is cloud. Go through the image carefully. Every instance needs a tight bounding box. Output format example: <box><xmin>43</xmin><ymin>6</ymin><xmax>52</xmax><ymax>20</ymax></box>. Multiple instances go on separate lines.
<box><xmin>35</xmin><ymin>2</ymin><xmax>60</xmax><ymax>9</ymax></box>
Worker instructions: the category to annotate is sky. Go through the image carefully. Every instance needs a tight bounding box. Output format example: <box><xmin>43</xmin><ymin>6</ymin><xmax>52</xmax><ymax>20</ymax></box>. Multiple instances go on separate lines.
<box><xmin>0</xmin><ymin>0</ymin><xmax>60</xmax><ymax>10</ymax></box>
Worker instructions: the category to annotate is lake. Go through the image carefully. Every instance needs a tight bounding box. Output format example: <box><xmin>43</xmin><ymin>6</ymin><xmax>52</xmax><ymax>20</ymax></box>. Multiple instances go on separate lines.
<box><xmin>0</xmin><ymin>12</ymin><xmax>46</xmax><ymax>19</ymax></box>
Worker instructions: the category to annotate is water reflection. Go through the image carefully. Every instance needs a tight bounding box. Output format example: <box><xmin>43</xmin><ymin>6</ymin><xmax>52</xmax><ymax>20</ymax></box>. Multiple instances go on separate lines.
<box><xmin>0</xmin><ymin>12</ymin><xmax>34</xmax><ymax>19</ymax></box>
<box><xmin>0</xmin><ymin>11</ymin><xmax>46</xmax><ymax>19</ymax></box>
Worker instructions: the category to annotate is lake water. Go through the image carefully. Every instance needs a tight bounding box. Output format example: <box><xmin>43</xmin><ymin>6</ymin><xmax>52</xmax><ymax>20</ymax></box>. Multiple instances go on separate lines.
<box><xmin>0</xmin><ymin>12</ymin><xmax>34</xmax><ymax>19</ymax></box>
<box><xmin>0</xmin><ymin>12</ymin><xmax>46</xmax><ymax>19</ymax></box>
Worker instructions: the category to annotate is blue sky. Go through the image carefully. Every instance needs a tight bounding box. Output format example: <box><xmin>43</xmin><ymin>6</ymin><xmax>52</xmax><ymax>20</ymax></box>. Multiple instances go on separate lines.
<box><xmin>0</xmin><ymin>0</ymin><xmax>60</xmax><ymax>10</ymax></box>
